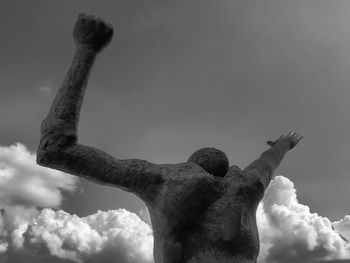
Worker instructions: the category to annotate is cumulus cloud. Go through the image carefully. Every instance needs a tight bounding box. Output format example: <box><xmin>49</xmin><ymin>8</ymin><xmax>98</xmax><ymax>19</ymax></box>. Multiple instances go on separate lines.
<box><xmin>26</xmin><ymin>208</ymin><xmax>153</xmax><ymax>263</ymax></box>
<box><xmin>0</xmin><ymin>143</ymin><xmax>77</xmax><ymax>208</ymax></box>
<box><xmin>0</xmin><ymin>208</ymin><xmax>153</xmax><ymax>263</ymax></box>
<box><xmin>257</xmin><ymin>176</ymin><xmax>350</xmax><ymax>263</ymax></box>
<box><xmin>334</xmin><ymin>217</ymin><xmax>350</xmax><ymax>242</ymax></box>
<box><xmin>0</xmin><ymin>143</ymin><xmax>78</xmax><ymax>261</ymax></box>
<box><xmin>1</xmin><ymin>144</ymin><xmax>350</xmax><ymax>263</ymax></box>
<box><xmin>137</xmin><ymin>207</ymin><xmax>152</xmax><ymax>227</ymax></box>
<box><xmin>0</xmin><ymin>143</ymin><xmax>154</xmax><ymax>263</ymax></box>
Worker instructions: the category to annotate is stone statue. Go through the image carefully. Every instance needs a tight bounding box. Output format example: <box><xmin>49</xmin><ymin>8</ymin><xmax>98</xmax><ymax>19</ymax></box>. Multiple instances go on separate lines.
<box><xmin>37</xmin><ymin>14</ymin><xmax>303</xmax><ymax>263</ymax></box>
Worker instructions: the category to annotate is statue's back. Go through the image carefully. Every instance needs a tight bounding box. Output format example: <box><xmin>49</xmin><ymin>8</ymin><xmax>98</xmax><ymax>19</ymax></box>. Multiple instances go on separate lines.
<box><xmin>148</xmin><ymin>163</ymin><xmax>261</xmax><ymax>263</ymax></box>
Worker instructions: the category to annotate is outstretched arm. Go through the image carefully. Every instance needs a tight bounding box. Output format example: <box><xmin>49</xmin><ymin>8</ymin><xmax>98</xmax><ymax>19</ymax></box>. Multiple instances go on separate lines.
<box><xmin>243</xmin><ymin>132</ymin><xmax>303</xmax><ymax>190</ymax></box>
<box><xmin>37</xmin><ymin>14</ymin><xmax>164</xmax><ymax>204</ymax></box>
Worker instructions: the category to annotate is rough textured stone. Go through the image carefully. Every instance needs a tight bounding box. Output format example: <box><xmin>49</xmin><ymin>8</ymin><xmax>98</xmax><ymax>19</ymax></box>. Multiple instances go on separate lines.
<box><xmin>37</xmin><ymin>14</ymin><xmax>301</xmax><ymax>263</ymax></box>
<box><xmin>148</xmin><ymin>163</ymin><xmax>263</xmax><ymax>263</ymax></box>
<box><xmin>188</xmin><ymin>148</ymin><xmax>229</xmax><ymax>177</ymax></box>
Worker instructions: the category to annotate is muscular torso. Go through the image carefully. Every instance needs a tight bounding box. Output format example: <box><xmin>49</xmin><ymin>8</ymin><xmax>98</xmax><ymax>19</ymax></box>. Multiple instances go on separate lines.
<box><xmin>147</xmin><ymin>162</ymin><xmax>264</xmax><ymax>263</ymax></box>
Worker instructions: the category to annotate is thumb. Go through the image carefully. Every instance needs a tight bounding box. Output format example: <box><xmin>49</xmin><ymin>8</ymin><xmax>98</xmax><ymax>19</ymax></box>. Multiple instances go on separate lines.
<box><xmin>267</xmin><ymin>141</ymin><xmax>275</xmax><ymax>146</ymax></box>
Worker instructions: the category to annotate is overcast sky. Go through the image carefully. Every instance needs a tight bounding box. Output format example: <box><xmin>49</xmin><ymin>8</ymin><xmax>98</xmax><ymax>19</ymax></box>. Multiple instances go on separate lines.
<box><xmin>2</xmin><ymin>1</ymin><xmax>350</xmax><ymax>262</ymax></box>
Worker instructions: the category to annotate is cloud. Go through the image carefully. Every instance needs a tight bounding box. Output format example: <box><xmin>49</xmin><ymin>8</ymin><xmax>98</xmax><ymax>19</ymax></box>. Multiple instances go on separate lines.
<box><xmin>0</xmin><ymin>143</ymin><xmax>77</xmax><ymax>208</ymax></box>
<box><xmin>137</xmin><ymin>207</ymin><xmax>152</xmax><ymax>227</ymax></box>
<box><xmin>257</xmin><ymin>176</ymin><xmax>350</xmax><ymax>263</ymax></box>
<box><xmin>39</xmin><ymin>86</ymin><xmax>52</xmax><ymax>95</ymax></box>
<box><xmin>38</xmin><ymin>81</ymin><xmax>54</xmax><ymax>96</ymax></box>
<box><xmin>0</xmin><ymin>208</ymin><xmax>154</xmax><ymax>263</ymax></box>
<box><xmin>1</xmin><ymin>144</ymin><xmax>350</xmax><ymax>263</ymax></box>
<box><xmin>0</xmin><ymin>143</ymin><xmax>154</xmax><ymax>263</ymax></box>
<box><xmin>30</xmin><ymin>208</ymin><xmax>153</xmax><ymax>263</ymax></box>
<box><xmin>0</xmin><ymin>143</ymin><xmax>78</xmax><ymax>261</ymax></box>
<box><xmin>333</xmin><ymin>217</ymin><xmax>350</xmax><ymax>242</ymax></box>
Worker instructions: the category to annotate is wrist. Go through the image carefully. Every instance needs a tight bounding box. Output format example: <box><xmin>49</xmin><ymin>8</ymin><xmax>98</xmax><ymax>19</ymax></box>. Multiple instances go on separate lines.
<box><xmin>73</xmin><ymin>46</ymin><xmax>97</xmax><ymax>68</ymax></box>
<box><xmin>278</xmin><ymin>139</ymin><xmax>294</xmax><ymax>150</ymax></box>
<box><xmin>272</xmin><ymin>140</ymin><xmax>291</xmax><ymax>152</ymax></box>
<box><xmin>76</xmin><ymin>44</ymin><xmax>98</xmax><ymax>57</ymax></box>
<box><xmin>281</xmin><ymin>140</ymin><xmax>293</xmax><ymax>151</ymax></box>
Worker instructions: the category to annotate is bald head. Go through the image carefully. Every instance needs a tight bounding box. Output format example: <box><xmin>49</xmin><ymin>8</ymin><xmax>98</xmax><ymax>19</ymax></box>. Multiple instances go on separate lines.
<box><xmin>188</xmin><ymin>147</ymin><xmax>229</xmax><ymax>177</ymax></box>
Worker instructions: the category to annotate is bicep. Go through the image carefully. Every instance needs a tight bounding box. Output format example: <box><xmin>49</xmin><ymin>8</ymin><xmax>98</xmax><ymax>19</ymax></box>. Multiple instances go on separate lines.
<box><xmin>38</xmin><ymin>143</ymin><xmax>165</xmax><ymax>203</ymax></box>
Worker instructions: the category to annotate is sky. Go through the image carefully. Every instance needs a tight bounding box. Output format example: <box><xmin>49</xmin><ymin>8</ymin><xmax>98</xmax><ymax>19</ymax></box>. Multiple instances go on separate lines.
<box><xmin>1</xmin><ymin>0</ymin><xmax>350</xmax><ymax>262</ymax></box>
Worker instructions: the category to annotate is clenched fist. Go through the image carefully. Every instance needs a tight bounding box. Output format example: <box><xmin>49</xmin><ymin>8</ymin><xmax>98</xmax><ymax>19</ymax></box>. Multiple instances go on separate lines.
<box><xmin>73</xmin><ymin>13</ymin><xmax>113</xmax><ymax>52</ymax></box>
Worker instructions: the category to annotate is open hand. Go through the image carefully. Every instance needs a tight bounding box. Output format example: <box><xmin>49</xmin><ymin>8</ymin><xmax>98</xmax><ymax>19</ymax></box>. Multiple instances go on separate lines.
<box><xmin>267</xmin><ymin>132</ymin><xmax>303</xmax><ymax>150</ymax></box>
<box><xmin>73</xmin><ymin>13</ymin><xmax>113</xmax><ymax>52</ymax></box>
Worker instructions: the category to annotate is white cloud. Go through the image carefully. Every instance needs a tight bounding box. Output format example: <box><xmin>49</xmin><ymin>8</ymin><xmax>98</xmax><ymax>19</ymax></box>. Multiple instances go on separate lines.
<box><xmin>2</xmin><ymin>175</ymin><xmax>349</xmax><ymax>263</ymax></box>
<box><xmin>38</xmin><ymin>81</ymin><xmax>53</xmax><ymax>95</ymax></box>
<box><xmin>137</xmin><ymin>207</ymin><xmax>152</xmax><ymax>226</ymax></box>
<box><xmin>0</xmin><ymin>143</ymin><xmax>150</xmax><ymax>262</ymax></box>
<box><xmin>1</xmin><ymin>208</ymin><xmax>154</xmax><ymax>263</ymax></box>
<box><xmin>333</xmin><ymin>217</ymin><xmax>350</xmax><ymax>242</ymax></box>
<box><xmin>0</xmin><ymin>143</ymin><xmax>77</xmax><ymax>208</ymax></box>
<box><xmin>1</xmin><ymin>144</ymin><xmax>350</xmax><ymax>263</ymax></box>
<box><xmin>257</xmin><ymin>176</ymin><xmax>350</xmax><ymax>263</ymax></box>
<box><xmin>0</xmin><ymin>143</ymin><xmax>78</xmax><ymax>261</ymax></box>
<box><xmin>39</xmin><ymin>86</ymin><xmax>52</xmax><ymax>94</ymax></box>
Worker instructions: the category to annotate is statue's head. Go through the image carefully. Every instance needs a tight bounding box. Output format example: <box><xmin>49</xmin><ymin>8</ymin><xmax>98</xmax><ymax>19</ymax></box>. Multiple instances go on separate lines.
<box><xmin>188</xmin><ymin>147</ymin><xmax>229</xmax><ymax>177</ymax></box>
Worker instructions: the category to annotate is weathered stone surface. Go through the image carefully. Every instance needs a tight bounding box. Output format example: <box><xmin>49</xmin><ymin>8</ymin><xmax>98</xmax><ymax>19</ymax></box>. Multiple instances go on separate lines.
<box><xmin>188</xmin><ymin>147</ymin><xmax>229</xmax><ymax>177</ymax></box>
<box><xmin>148</xmin><ymin>162</ymin><xmax>262</xmax><ymax>263</ymax></box>
<box><xmin>37</xmin><ymin>13</ymin><xmax>302</xmax><ymax>263</ymax></box>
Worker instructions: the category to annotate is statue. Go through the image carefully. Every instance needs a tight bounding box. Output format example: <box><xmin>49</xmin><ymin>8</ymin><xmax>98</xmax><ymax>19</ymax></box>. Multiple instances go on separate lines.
<box><xmin>37</xmin><ymin>14</ymin><xmax>303</xmax><ymax>263</ymax></box>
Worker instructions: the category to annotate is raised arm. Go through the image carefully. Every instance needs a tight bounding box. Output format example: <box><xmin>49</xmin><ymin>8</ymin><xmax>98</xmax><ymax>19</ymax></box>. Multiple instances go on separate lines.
<box><xmin>243</xmin><ymin>132</ymin><xmax>303</xmax><ymax>190</ymax></box>
<box><xmin>37</xmin><ymin>14</ymin><xmax>165</xmax><ymax>204</ymax></box>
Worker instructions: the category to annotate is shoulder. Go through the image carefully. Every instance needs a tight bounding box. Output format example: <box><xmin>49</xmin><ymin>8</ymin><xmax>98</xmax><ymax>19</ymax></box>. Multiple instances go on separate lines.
<box><xmin>159</xmin><ymin>161</ymin><xmax>210</xmax><ymax>178</ymax></box>
<box><xmin>224</xmin><ymin>167</ymin><xmax>265</xmax><ymax>201</ymax></box>
<box><xmin>237</xmin><ymin>172</ymin><xmax>266</xmax><ymax>201</ymax></box>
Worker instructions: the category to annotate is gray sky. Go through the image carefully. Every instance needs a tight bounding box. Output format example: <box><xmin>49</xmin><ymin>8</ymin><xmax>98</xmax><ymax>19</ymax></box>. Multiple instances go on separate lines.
<box><xmin>1</xmin><ymin>0</ymin><xmax>350</xmax><ymax>233</ymax></box>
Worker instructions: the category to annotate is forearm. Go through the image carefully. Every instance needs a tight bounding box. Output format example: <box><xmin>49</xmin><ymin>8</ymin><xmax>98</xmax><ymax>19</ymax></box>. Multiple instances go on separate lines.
<box><xmin>259</xmin><ymin>141</ymin><xmax>290</xmax><ymax>172</ymax></box>
<box><xmin>242</xmin><ymin>141</ymin><xmax>290</xmax><ymax>194</ymax></box>
<box><xmin>243</xmin><ymin>132</ymin><xmax>302</xmax><ymax>194</ymax></box>
<box><xmin>48</xmin><ymin>47</ymin><xmax>96</xmax><ymax>128</ymax></box>
<box><xmin>38</xmin><ymin>47</ymin><xmax>97</xmax><ymax>162</ymax></box>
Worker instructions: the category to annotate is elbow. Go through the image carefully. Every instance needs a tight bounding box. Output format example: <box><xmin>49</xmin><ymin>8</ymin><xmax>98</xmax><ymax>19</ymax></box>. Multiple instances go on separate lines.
<box><xmin>37</xmin><ymin>126</ymin><xmax>59</xmax><ymax>167</ymax></box>
<box><xmin>36</xmin><ymin>136</ymin><xmax>75</xmax><ymax>169</ymax></box>
<box><xmin>36</xmin><ymin>142</ymin><xmax>61</xmax><ymax>168</ymax></box>
<box><xmin>37</xmin><ymin>143</ymin><xmax>71</xmax><ymax>173</ymax></box>
<box><xmin>37</xmin><ymin>131</ymin><xmax>52</xmax><ymax>167</ymax></box>
<box><xmin>37</xmin><ymin>118</ymin><xmax>77</xmax><ymax>167</ymax></box>
<box><xmin>36</xmin><ymin>147</ymin><xmax>52</xmax><ymax>167</ymax></box>
<box><xmin>36</xmin><ymin>146</ymin><xmax>45</xmax><ymax>166</ymax></box>
<box><xmin>36</xmin><ymin>139</ymin><xmax>72</xmax><ymax>169</ymax></box>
